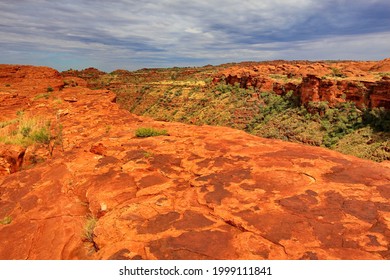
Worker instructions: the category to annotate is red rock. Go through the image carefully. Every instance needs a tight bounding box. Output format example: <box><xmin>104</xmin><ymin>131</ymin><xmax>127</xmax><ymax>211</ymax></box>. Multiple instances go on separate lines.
<box><xmin>0</xmin><ymin>144</ymin><xmax>26</xmax><ymax>175</ymax></box>
<box><xmin>300</xmin><ymin>75</ymin><xmax>390</xmax><ymax>109</ymax></box>
<box><xmin>369</xmin><ymin>78</ymin><xmax>390</xmax><ymax>109</ymax></box>
<box><xmin>370</xmin><ymin>58</ymin><xmax>390</xmax><ymax>72</ymax></box>
<box><xmin>63</xmin><ymin>76</ymin><xmax>88</xmax><ymax>88</ymax></box>
<box><xmin>0</xmin><ymin>64</ymin><xmax>64</xmax><ymax>95</ymax></box>
<box><xmin>0</xmin><ymin>65</ymin><xmax>389</xmax><ymax>260</ymax></box>
<box><xmin>90</xmin><ymin>143</ymin><xmax>107</xmax><ymax>156</ymax></box>
<box><xmin>63</xmin><ymin>97</ymin><xmax>78</xmax><ymax>103</ymax></box>
<box><xmin>215</xmin><ymin>60</ymin><xmax>390</xmax><ymax>110</ymax></box>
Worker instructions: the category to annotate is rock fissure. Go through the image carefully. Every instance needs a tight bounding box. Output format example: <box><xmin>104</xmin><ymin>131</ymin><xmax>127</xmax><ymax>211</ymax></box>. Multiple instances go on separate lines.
<box><xmin>224</xmin><ymin>219</ymin><xmax>249</xmax><ymax>233</ymax></box>
<box><xmin>29</xmin><ymin>214</ymin><xmax>85</xmax><ymax>221</ymax></box>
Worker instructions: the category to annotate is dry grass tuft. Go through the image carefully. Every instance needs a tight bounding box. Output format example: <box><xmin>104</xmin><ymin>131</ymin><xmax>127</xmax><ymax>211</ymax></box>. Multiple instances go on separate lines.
<box><xmin>0</xmin><ymin>113</ymin><xmax>51</xmax><ymax>147</ymax></box>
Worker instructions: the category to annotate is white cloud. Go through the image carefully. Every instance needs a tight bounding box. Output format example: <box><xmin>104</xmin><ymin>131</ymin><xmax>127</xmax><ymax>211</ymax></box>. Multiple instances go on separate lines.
<box><xmin>185</xmin><ymin>27</ymin><xmax>203</xmax><ymax>34</ymax></box>
<box><xmin>0</xmin><ymin>0</ymin><xmax>389</xmax><ymax>71</ymax></box>
<box><xmin>283</xmin><ymin>32</ymin><xmax>390</xmax><ymax>60</ymax></box>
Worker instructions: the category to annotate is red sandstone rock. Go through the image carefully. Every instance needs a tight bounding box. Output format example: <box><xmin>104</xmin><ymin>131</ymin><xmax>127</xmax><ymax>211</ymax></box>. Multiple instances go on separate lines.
<box><xmin>0</xmin><ymin>65</ymin><xmax>389</xmax><ymax>261</ymax></box>
<box><xmin>0</xmin><ymin>144</ymin><xmax>26</xmax><ymax>175</ymax></box>
<box><xmin>63</xmin><ymin>76</ymin><xmax>88</xmax><ymax>88</ymax></box>
<box><xmin>90</xmin><ymin>143</ymin><xmax>107</xmax><ymax>156</ymax></box>
<box><xmin>299</xmin><ymin>75</ymin><xmax>390</xmax><ymax>109</ymax></box>
<box><xmin>0</xmin><ymin>64</ymin><xmax>64</xmax><ymax>95</ymax></box>
<box><xmin>216</xmin><ymin>60</ymin><xmax>390</xmax><ymax>110</ymax></box>
<box><xmin>370</xmin><ymin>58</ymin><xmax>390</xmax><ymax>72</ymax></box>
<box><xmin>369</xmin><ymin>77</ymin><xmax>390</xmax><ymax>109</ymax></box>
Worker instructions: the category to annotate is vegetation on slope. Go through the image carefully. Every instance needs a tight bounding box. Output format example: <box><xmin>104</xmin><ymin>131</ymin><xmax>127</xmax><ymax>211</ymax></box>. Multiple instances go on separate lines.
<box><xmin>135</xmin><ymin>127</ymin><xmax>168</xmax><ymax>138</ymax></box>
<box><xmin>0</xmin><ymin>112</ymin><xmax>51</xmax><ymax>147</ymax></box>
<box><xmin>117</xmin><ymin>78</ymin><xmax>389</xmax><ymax>161</ymax></box>
<box><xmin>62</xmin><ymin>66</ymin><xmax>390</xmax><ymax>162</ymax></box>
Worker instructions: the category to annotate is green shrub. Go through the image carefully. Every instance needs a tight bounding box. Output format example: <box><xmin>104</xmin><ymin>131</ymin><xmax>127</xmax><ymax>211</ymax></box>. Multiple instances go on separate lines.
<box><xmin>213</xmin><ymin>82</ymin><xmax>233</xmax><ymax>94</ymax></box>
<box><xmin>363</xmin><ymin>107</ymin><xmax>390</xmax><ymax>131</ymax></box>
<box><xmin>21</xmin><ymin>126</ymin><xmax>32</xmax><ymax>138</ymax></box>
<box><xmin>204</xmin><ymin>77</ymin><xmax>213</xmax><ymax>84</ymax></box>
<box><xmin>331</xmin><ymin>67</ymin><xmax>347</xmax><ymax>78</ymax></box>
<box><xmin>135</xmin><ymin>127</ymin><xmax>168</xmax><ymax>138</ymax></box>
<box><xmin>0</xmin><ymin>115</ymin><xmax>52</xmax><ymax>146</ymax></box>
<box><xmin>334</xmin><ymin>127</ymin><xmax>389</xmax><ymax>162</ymax></box>
<box><xmin>378</xmin><ymin>72</ymin><xmax>390</xmax><ymax>78</ymax></box>
<box><xmin>30</xmin><ymin>127</ymin><xmax>51</xmax><ymax>144</ymax></box>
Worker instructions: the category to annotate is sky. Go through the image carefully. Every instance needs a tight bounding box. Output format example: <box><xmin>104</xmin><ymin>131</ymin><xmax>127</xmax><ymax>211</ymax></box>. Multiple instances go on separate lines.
<box><xmin>1</xmin><ymin>0</ymin><xmax>390</xmax><ymax>72</ymax></box>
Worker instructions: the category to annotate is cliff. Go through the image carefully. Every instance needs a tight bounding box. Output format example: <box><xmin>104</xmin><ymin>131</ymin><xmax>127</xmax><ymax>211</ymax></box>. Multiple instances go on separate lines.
<box><xmin>217</xmin><ymin>60</ymin><xmax>390</xmax><ymax>110</ymax></box>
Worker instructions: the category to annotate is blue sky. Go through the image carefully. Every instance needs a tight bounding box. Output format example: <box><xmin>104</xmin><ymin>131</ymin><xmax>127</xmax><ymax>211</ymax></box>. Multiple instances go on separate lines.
<box><xmin>1</xmin><ymin>0</ymin><xmax>389</xmax><ymax>71</ymax></box>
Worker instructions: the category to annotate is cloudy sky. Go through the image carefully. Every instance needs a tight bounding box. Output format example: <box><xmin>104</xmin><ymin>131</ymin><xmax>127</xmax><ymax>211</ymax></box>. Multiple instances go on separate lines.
<box><xmin>1</xmin><ymin>0</ymin><xmax>389</xmax><ymax>71</ymax></box>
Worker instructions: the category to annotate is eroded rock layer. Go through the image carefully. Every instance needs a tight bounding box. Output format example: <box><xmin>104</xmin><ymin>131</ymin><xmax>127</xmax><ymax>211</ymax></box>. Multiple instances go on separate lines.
<box><xmin>217</xmin><ymin>59</ymin><xmax>390</xmax><ymax>109</ymax></box>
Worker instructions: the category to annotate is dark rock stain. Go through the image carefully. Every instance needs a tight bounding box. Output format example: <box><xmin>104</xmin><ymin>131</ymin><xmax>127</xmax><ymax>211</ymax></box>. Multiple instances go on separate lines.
<box><xmin>138</xmin><ymin>211</ymin><xmax>180</xmax><ymax>234</ymax></box>
<box><xmin>148</xmin><ymin>230</ymin><xmax>234</xmax><ymax>260</ymax></box>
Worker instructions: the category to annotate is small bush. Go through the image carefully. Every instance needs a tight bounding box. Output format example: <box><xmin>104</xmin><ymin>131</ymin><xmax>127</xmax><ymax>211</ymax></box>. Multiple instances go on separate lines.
<box><xmin>0</xmin><ymin>216</ymin><xmax>12</xmax><ymax>225</ymax></box>
<box><xmin>334</xmin><ymin>127</ymin><xmax>389</xmax><ymax>162</ymax></box>
<box><xmin>143</xmin><ymin>151</ymin><xmax>154</xmax><ymax>158</ymax></box>
<box><xmin>331</xmin><ymin>68</ymin><xmax>347</xmax><ymax>78</ymax></box>
<box><xmin>21</xmin><ymin>126</ymin><xmax>32</xmax><ymax>138</ymax></box>
<box><xmin>378</xmin><ymin>72</ymin><xmax>390</xmax><ymax>78</ymax></box>
<box><xmin>30</xmin><ymin>127</ymin><xmax>51</xmax><ymax>144</ymax></box>
<box><xmin>83</xmin><ymin>215</ymin><xmax>97</xmax><ymax>243</ymax></box>
<box><xmin>135</xmin><ymin>127</ymin><xmax>168</xmax><ymax>138</ymax></box>
<box><xmin>34</xmin><ymin>93</ymin><xmax>50</xmax><ymax>100</ymax></box>
<box><xmin>363</xmin><ymin>107</ymin><xmax>390</xmax><ymax>131</ymax></box>
<box><xmin>0</xmin><ymin>114</ymin><xmax>52</xmax><ymax>147</ymax></box>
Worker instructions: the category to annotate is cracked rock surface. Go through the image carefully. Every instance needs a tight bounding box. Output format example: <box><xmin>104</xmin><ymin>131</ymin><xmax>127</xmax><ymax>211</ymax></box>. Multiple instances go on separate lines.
<box><xmin>0</xmin><ymin>65</ymin><xmax>389</xmax><ymax>260</ymax></box>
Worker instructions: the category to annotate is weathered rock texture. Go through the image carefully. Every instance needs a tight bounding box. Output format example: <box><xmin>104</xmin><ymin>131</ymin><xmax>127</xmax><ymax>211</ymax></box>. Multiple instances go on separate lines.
<box><xmin>0</xmin><ymin>64</ymin><xmax>64</xmax><ymax>93</ymax></box>
<box><xmin>216</xmin><ymin>59</ymin><xmax>390</xmax><ymax>109</ymax></box>
<box><xmin>300</xmin><ymin>75</ymin><xmax>390</xmax><ymax>109</ymax></box>
<box><xmin>0</xmin><ymin>65</ymin><xmax>389</xmax><ymax>260</ymax></box>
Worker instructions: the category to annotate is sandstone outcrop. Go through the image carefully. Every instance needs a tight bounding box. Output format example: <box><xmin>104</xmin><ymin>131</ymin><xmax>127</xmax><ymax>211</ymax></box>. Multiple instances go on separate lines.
<box><xmin>370</xmin><ymin>58</ymin><xmax>390</xmax><ymax>72</ymax></box>
<box><xmin>62</xmin><ymin>67</ymin><xmax>106</xmax><ymax>89</ymax></box>
<box><xmin>0</xmin><ymin>64</ymin><xmax>64</xmax><ymax>95</ymax></box>
<box><xmin>299</xmin><ymin>75</ymin><xmax>390</xmax><ymax>109</ymax></box>
<box><xmin>0</xmin><ymin>65</ymin><xmax>389</xmax><ymax>260</ymax></box>
<box><xmin>0</xmin><ymin>144</ymin><xmax>25</xmax><ymax>176</ymax></box>
<box><xmin>0</xmin><ymin>65</ymin><xmax>65</xmax><ymax>122</ymax></box>
<box><xmin>216</xmin><ymin>59</ymin><xmax>390</xmax><ymax>110</ymax></box>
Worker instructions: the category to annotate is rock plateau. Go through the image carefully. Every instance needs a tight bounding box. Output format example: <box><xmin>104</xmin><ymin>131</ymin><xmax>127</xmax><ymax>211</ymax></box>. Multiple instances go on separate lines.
<box><xmin>0</xmin><ymin>64</ymin><xmax>389</xmax><ymax>260</ymax></box>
